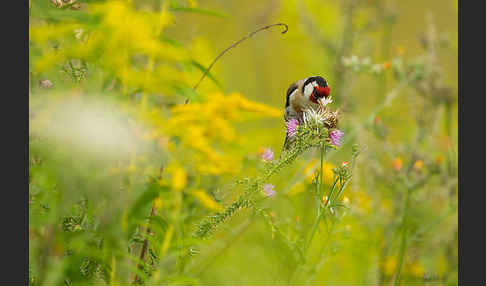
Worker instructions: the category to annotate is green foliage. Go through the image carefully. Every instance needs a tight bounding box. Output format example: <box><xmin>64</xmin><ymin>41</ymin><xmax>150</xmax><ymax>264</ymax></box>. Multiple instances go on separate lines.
<box><xmin>29</xmin><ymin>0</ymin><xmax>458</xmax><ymax>286</ymax></box>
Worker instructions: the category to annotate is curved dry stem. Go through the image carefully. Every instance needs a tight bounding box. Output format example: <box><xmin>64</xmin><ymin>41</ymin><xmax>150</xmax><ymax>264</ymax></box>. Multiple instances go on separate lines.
<box><xmin>186</xmin><ymin>22</ymin><xmax>289</xmax><ymax>104</ymax></box>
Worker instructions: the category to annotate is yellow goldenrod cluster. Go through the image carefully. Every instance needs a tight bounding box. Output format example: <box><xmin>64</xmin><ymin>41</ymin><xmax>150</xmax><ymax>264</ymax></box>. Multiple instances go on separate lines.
<box><xmin>121</xmin><ymin>90</ymin><xmax>281</xmax><ymax>211</ymax></box>
<box><xmin>30</xmin><ymin>0</ymin><xmax>189</xmax><ymax>94</ymax></box>
<box><xmin>166</xmin><ymin>164</ymin><xmax>188</xmax><ymax>191</ymax></box>
<box><xmin>163</xmin><ymin>92</ymin><xmax>280</xmax><ymax>175</ymax></box>
<box><xmin>191</xmin><ymin>189</ymin><xmax>224</xmax><ymax>212</ymax></box>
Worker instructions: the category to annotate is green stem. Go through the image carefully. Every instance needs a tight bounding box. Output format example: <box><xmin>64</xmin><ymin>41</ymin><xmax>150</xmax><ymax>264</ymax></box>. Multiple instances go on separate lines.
<box><xmin>333</xmin><ymin>177</ymin><xmax>351</xmax><ymax>203</ymax></box>
<box><xmin>393</xmin><ymin>189</ymin><xmax>411</xmax><ymax>286</ymax></box>
<box><xmin>307</xmin><ymin>142</ymin><xmax>326</xmax><ymax>252</ymax></box>
<box><xmin>289</xmin><ymin>143</ymin><xmax>326</xmax><ymax>285</ymax></box>
<box><xmin>304</xmin><ymin>209</ymin><xmax>322</xmax><ymax>254</ymax></box>
<box><xmin>304</xmin><ymin>220</ymin><xmax>336</xmax><ymax>286</ymax></box>
<box><xmin>377</xmin><ymin>7</ymin><xmax>393</xmax><ymax>102</ymax></box>
<box><xmin>290</xmin><ymin>209</ymin><xmax>322</xmax><ymax>285</ymax></box>
<box><xmin>444</xmin><ymin>101</ymin><xmax>456</xmax><ymax>176</ymax></box>
<box><xmin>320</xmin><ymin>143</ymin><xmax>325</xmax><ymax>195</ymax></box>
<box><xmin>326</xmin><ymin>178</ymin><xmax>339</xmax><ymax>207</ymax></box>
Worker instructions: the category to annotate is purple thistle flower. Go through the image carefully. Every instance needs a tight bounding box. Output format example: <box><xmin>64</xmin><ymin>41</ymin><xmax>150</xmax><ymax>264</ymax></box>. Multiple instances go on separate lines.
<box><xmin>329</xmin><ymin>129</ymin><xmax>344</xmax><ymax>147</ymax></box>
<box><xmin>286</xmin><ymin>118</ymin><xmax>299</xmax><ymax>138</ymax></box>
<box><xmin>263</xmin><ymin>184</ymin><xmax>276</xmax><ymax>197</ymax></box>
<box><xmin>261</xmin><ymin>147</ymin><xmax>274</xmax><ymax>162</ymax></box>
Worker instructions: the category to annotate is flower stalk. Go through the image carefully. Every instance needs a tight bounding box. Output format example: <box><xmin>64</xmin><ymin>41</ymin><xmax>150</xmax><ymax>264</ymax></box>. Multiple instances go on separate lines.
<box><xmin>393</xmin><ymin>188</ymin><xmax>411</xmax><ymax>286</ymax></box>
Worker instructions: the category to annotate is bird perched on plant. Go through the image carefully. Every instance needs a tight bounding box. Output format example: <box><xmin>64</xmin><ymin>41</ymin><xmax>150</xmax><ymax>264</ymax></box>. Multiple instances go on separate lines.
<box><xmin>282</xmin><ymin>76</ymin><xmax>337</xmax><ymax>150</ymax></box>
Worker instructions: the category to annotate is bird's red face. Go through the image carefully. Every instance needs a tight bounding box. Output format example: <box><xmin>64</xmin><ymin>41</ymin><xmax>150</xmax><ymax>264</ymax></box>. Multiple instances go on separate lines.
<box><xmin>309</xmin><ymin>85</ymin><xmax>331</xmax><ymax>104</ymax></box>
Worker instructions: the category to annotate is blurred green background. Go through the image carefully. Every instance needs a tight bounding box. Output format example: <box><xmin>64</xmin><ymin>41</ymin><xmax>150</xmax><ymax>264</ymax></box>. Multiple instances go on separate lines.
<box><xmin>29</xmin><ymin>0</ymin><xmax>457</xmax><ymax>285</ymax></box>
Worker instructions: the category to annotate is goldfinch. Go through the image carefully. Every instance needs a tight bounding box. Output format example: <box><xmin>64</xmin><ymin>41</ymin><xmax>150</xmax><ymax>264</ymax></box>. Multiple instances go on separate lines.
<box><xmin>283</xmin><ymin>76</ymin><xmax>332</xmax><ymax>150</ymax></box>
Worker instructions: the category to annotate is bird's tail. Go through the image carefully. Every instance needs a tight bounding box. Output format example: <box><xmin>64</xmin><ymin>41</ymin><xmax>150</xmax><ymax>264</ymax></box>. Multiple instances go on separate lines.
<box><xmin>280</xmin><ymin>134</ymin><xmax>290</xmax><ymax>157</ymax></box>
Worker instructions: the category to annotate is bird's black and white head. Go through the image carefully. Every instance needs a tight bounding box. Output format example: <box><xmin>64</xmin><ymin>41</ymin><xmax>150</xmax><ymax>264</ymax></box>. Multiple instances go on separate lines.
<box><xmin>285</xmin><ymin>76</ymin><xmax>332</xmax><ymax>112</ymax></box>
<box><xmin>302</xmin><ymin>76</ymin><xmax>331</xmax><ymax>104</ymax></box>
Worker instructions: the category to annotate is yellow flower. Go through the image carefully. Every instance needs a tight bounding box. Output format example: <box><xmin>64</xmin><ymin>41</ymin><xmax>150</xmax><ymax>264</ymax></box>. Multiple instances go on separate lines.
<box><xmin>187</xmin><ymin>0</ymin><xmax>198</xmax><ymax>7</ymax></box>
<box><xmin>408</xmin><ymin>262</ymin><xmax>425</xmax><ymax>278</ymax></box>
<box><xmin>383</xmin><ymin>256</ymin><xmax>397</xmax><ymax>276</ymax></box>
<box><xmin>31</xmin><ymin>1</ymin><xmax>187</xmax><ymax>94</ymax></box>
<box><xmin>191</xmin><ymin>189</ymin><xmax>224</xmax><ymax>212</ymax></box>
<box><xmin>162</xmin><ymin>92</ymin><xmax>279</xmax><ymax>175</ymax></box>
<box><xmin>171</xmin><ymin>166</ymin><xmax>187</xmax><ymax>191</ymax></box>
<box><xmin>356</xmin><ymin>191</ymin><xmax>372</xmax><ymax>214</ymax></box>
<box><xmin>323</xmin><ymin>163</ymin><xmax>335</xmax><ymax>186</ymax></box>
<box><xmin>393</xmin><ymin>157</ymin><xmax>403</xmax><ymax>171</ymax></box>
<box><xmin>303</xmin><ymin>160</ymin><xmax>334</xmax><ymax>185</ymax></box>
<box><xmin>413</xmin><ymin>160</ymin><xmax>424</xmax><ymax>171</ymax></box>
<box><xmin>382</xmin><ymin>61</ymin><xmax>391</xmax><ymax>70</ymax></box>
<box><xmin>153</xmin><ymin>197</ymin><xmax>163</xmax><ymax>210</ymax></box>
<box><xmin>33</xmin><ymin>51</ymin><xmax>67</xmax><ymax>73</ymax></box>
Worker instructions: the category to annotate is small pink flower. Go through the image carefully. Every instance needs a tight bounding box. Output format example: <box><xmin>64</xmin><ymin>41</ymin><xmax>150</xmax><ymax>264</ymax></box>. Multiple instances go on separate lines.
<box><xmin>263</xmin><ymin>184</ymin><xmax>276</xmax><ymax>197</ymax></box>
<box><xmin>261</xmin><ymin>148</ymin><xmax>274</xmax><ymax>161</ymax></box>
<box><xmin>286</xmin><ymin>118</ymin><xmax>299</xmax><ymax>138</ymax></box>
<box><xmin>329</xmin><ymin>129</ymin><xmax>344</xmax><ymax>147</ymax></box>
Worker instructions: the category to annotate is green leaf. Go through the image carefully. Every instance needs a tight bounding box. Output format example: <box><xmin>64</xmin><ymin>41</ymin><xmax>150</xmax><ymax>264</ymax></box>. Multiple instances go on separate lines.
<box><xmin>128</xmin><ymin>183</ymin><xmax>166</xmax><ymax>220</ymax></box>
<box><xmin>161</xmin><ymin>36</ymin><xmax>184</xmax><ymax>48</ymax></box>
<box><xmin>149</xmin><ymin>215</ymin><xmax>169</xmax><ymax>233</ymax></box>
<box><xmin>190</xmin><ymin>60</ymin><xmax>222</xmax><ymax>88</ymax></box>
<box><xmin>176</xmin><ymin>85</ymin><xmax>201</xmax><ymax>102</ymax></box>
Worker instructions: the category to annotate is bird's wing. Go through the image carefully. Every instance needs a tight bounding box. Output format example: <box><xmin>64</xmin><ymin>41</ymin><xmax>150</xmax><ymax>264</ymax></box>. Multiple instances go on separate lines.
<box><xmin>282</xmin><ymin>134</ymin><xmax>289</xmax><ymax>153</ymax></box>
<box><xmin>282</xmin><ymin>79</ymin><xmax>306</xmax><ymax>154</ymax></box>
<box><xmin>285</xmin><ymin>80</ymin><xmax>299</xmax><ymax>108</ymax></box>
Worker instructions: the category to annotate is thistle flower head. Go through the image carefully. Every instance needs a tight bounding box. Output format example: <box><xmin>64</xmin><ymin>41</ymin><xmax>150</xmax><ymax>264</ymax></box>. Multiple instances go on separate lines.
<box><xmin>261</xmin><ymin>147</ymin><xmax>274</xmax><ymax>162</ymax></box>
<box><xmin>263</xmin><ymin>184</ymin><xmax>276</xmax><ymax>197</ymax></box>
<box><xmin>302</xmin><ymin>107</ymin><xmax>339</xmax><ymax>131</ymax></box>
<box><xmin>303</xmin><ymin>108</ymin><xmax>325</xmax><ymax>128</ymax></box>
<box><xmin>329</xmin><ymin>129</ymin><xmax>344</xmax><ymax>147</ymax></box>
<box><xmin>286</xmin><ymin>118</ymin><xmax>299</xmax><ymax>138</ymax></box>
<box><xmin>319</xmin><ymin>95</ymin><xmax>333</xmax><ymax>107</ymax></box>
